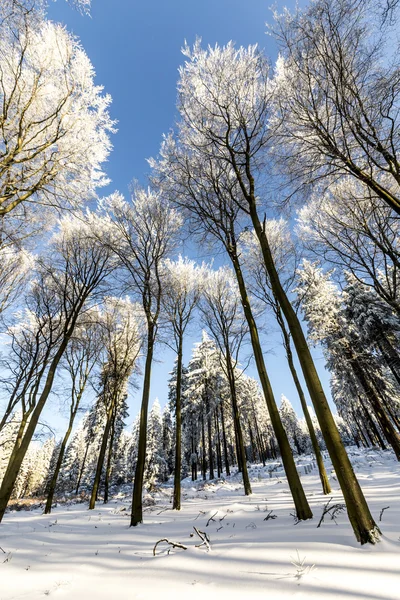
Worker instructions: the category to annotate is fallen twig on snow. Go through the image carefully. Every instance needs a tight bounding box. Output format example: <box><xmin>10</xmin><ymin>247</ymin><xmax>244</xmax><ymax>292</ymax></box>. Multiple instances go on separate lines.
<box><xmin>206</xmin><ymin>511</ymin><xmax>218</xmax><ymax>527</ymax></box>
<box><xmin>153</xmin><ymin>539</ymin><xmax>188</xmax><ymax>556</ymax></box>
<box><xmin>193</xmin><ymin>527</ymin><xmax>211</xmax><ymax>551</ymax></box>
<box><xmin>263</xmin><ymin>511</ymin><xmax>277</xmax><ymax>521</ymax></box>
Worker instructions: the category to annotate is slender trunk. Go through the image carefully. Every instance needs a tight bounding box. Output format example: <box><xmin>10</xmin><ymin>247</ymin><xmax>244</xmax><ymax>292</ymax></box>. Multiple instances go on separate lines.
<box><xmin>248</xmin><ymin>204</ymin><xmax>377</xmax><ymax>542</ymax></box>
<box><xmin>276</xmin><ymin>307</ymin><xmax>331</xmax><ymax>494</ymax></box>
<box><xmin>45</xmin><ymin>382</ymin><xmax>87</xmax><ymax>514</ymax></box>
<box><xmin>229</xmin><ymin>248</ymin><xmax>311</xmax><ymax>519</ymax></box>
<box><xmin>201</xmin><ymin>412</ymin><xmax>206</xmax><ymax>481</ymax></box>
<box><xmin>248</xmin><ymin>420</ymin><xmax>257</xmax><ymax>462</ymax></box>
<box><xmin>254</xmin><ymin>418</ymin><xmax>266</xmax><ymax>466</ymax></box>
<box><xmin>89</xmin><ymin>409</ymin><xmax>113</xmax><ymax>510</ymax></box>
<box><xmin>206</xmin><ymin>397</ymin><xmax>214</xmax><ymax>480</ymax></box>
<box><xmin>191</xmin><ymin>434</ymin><xmax>196</xmax><ymax>481</ymax></box>
<box><xmin>76</xmin><ymin>442</ymin><xmax>90</xmax><ymax>495</ymax></box>
<box><xmin>0</xmin><ymin>337</ymin><xmax>71</xmax><ymax>523</ymax></box>
<box><xmin>104</xmin><ymin>415</ymin><xmax>116</xmax><ymax>504</ymax></box>
<box><xmin>130</xmin><ymin>327</ymin><xmax>155</xmax><ymax>526</ymax></box>
<box><xmin>233</xmin><ymin>416</ymin><xmax>242</xmax><ymax>472</ymax></box>
<box><xmin>222</xmin><ymin>310</ymin><xmax>250</xmax><ymax>494</ymax></box>
<box><xmin>220</xmin><ymin>403</ymin><xmax>230</xmax><ymax>476</ymax></box>
<box><xmin>380</xmin><ymin>395</ymin><xmax>400</xmax><ymax>431</ymax></box>
<box><xmin>352</xmin><ymin>408</ymin><xmax>369</xmax><ymax>447</ymax></box>
<box><xmin>215</xmin><ymin>412</ymin><xmax>222</xmax><ymax>478</ymax></box>
<box><xmin>173</xmin><ymin>333</ymin><xmax>183</xmax><ymax>510</ymax></box>
<box><xmin>45</xmin><ymin>425</ymin><xmax>73</xmax><ymax>514</ymax></box>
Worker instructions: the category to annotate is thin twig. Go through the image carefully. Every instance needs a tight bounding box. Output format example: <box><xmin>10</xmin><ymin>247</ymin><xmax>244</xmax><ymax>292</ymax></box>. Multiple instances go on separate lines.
<box><xmin>206</xmin><ymin>511</ymin><xmax>218</xmax><ymax>527</ymax></box>
<box><xmin>153</xmin><ymin>539</ymin><xmax>187</xmax><ymax>556</ymax></box>
<box><xmin>379</xmin><ymin>506</ymin><xmax>390</xmax><ymax>522</ymax></box>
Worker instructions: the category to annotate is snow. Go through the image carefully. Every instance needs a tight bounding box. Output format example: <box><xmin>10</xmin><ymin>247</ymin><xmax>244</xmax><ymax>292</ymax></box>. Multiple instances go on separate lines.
<box><xmin>1</xmin><ymin>447</ymin><xmax>399</xmax><ymax>600</ymax></box>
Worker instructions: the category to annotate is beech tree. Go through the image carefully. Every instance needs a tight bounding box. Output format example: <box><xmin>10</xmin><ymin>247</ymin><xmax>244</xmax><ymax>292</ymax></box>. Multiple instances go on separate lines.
<box><xmin>101</xmin><ymin>188</ymin><xmax>181</xmax><ymax>526</ymax></box>
<box><xmin>161</xmin><ymin>256</ymin><xmax>203</xmax><ymax>509</ymax></box>
<box><xmin>271</xmin><ymin>0</ymin><xmax>400</xmax><ymax>217</ymax></box>
<box><xmin>0</xmin><ymin>211</ymin><xmax>115</xmax><ymax>522</ymax></box>
<box><xmin>240</xmin><ymin>222</ymin><xmax>331</xmax><ymax>494</ymax></box>
<box><xmin>44</xmin><ymin>313</ymin><xmax>103</xmax><ymax>513</ymax></box>
<box><xmin>199</xmin><ymin>266</ymin><xmax>251</xmax><ymax>495</ymax></box>
<box><xmin>162</xmin><ymin>39</ymin><xmax>378</xmax><ymax>543</ymax></box>
<box><xmin>89</xmin><ymin>297</ymin><xmax>142</xmax><ymax>509</ymax></box>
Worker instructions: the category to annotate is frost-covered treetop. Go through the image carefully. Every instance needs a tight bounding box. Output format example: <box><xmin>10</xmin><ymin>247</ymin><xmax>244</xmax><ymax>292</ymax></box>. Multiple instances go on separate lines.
<box><xmin>0</xmin><ymin>16</ymin><xmax>114</xmax><ymax>218</ymax></box>
<box><xmin>203</xmin><ymin>265</ymin><xmax>240</xmax><ymax>311</ymax></box>
<box><xmin>177</xmin><ymin>39</ymin><xmax>271</xmax><ymax>169</ymax></box>
<box><xmin>162</xmin><ymin>256</ymin><xmax>205</xmax><ymax>297</ymax></box>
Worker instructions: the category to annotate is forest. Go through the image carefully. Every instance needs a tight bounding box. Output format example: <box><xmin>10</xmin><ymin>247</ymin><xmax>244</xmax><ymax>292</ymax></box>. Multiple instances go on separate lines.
<box><xmin>0</xmin><ymin>2</ymin><xmax>400</xmax><ymax>595</ymax></box>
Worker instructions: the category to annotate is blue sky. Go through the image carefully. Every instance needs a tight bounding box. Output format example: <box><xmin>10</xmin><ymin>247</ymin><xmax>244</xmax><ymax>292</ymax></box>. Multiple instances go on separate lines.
<box><xmin>43</xmin><ymin>0</ymin><xmax>331</xmax><ymax>430</ymax></box>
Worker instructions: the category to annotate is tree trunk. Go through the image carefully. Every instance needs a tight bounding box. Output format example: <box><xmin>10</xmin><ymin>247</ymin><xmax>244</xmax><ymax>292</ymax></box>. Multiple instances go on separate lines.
<box><xmin>45</xmin><ymin>383</ymin><xmax>87</xmax><ymax>514</ymax></box>
<box><xmin>104</xmin><ymin>415</ymin><xmax>116</xmax><ymax>504</ymax></box>
<box><xmin>89</xmin><ymin>408</ymin><xmax>113</xmax><ymax>510</ymax></box>
<box><xmin>220</xmin><ymin>403</ymin><xmax>230</xmax><ymax>476</ymax></box>
<box><xmin>276</xmin><ymin>307</ymin><xmax>331</xmax><ymax>494</ymax></box>
<box><xmin>352</xmin><ymin>408</ymin><xmax>370</xmax><ymax>447</ymax></box>
<box><xmin>248</xmin><ymin>203</ymin><xmax>378</xmax><ymax>543</ymax></box>
<box><xmin>45</xmin><ymin>425</ymin><xmax>72</xmax><ymax>514</ymax></box>
<box><xmin>376</xmin><ymin>336</ymin><xmax>400</xmax><ymax>386</ymax></box>
<box><xmin>0</xmin><ymin>336</ymin><xmax>71</xmax><ymax>523</ymax></box>
<box><xmin>248</xmin><ymin>420</ymin><xmax>257</xmax><ymax>462</ymax></box>
<box><xmin>206</xmin><ymin>397</ymin><xmax>214</xmax><ymax>480</ymax></box>
<box><xmin>215</xmin><ymin>412</ymin><xmax>222</xmax><ymax>478</ymax></box>
<box><xmin>75</xmin><ymin>442</ymin><xmax>90</xmax><ymax>495</ymax></box>
<box><xmin>173</xmin><ymin>333</ymin><xmax>183</xmax><ymax>509</ymax></box>
<box><xmin>229</xmin><ymin>248</ymin><xmax>311</xmax><ymax>519</ymax></box>
<box><xmin>130</xmin><ymin>327</ymin><xmax>155</xmax><ymax>526</ymax></box>
<box><xmin>201</xmin><ymin>412</ymin><xmax>206</xmax><ymax>481</ymax></box>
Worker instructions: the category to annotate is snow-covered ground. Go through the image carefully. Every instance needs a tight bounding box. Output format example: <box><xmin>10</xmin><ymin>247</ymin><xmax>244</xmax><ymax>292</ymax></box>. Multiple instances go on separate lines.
<box><xmin>1</xmin><ymin>447</ymin><xmax>399</xmax><ymax>600</ymax></box>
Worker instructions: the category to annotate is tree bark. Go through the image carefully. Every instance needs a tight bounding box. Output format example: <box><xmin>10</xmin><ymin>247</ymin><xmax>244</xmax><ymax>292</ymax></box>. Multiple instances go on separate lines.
<box><xmin>358</xmin><ymin>395</ymin><xmax>387</xmax><ymax>451</ymax></box>
<box><xmin>215</xmin><ymin>412</ymin><xmax>222</xmax><ymax>478</ymax></box>
<box><xmin>206</xmin><ymin>395</ymin><xmax>214</xmax><ymax>480</ymax></box>
<box><xmin>45</xmin><ymin>382</ymin><xmax>87</xmax><ymax>514</ymax></box>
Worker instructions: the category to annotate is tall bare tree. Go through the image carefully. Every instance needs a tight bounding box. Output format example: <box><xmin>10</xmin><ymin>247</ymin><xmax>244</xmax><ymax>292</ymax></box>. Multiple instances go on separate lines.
<box><xmin>199</xmin><ymin>266</ymin><xmax>252</xmax><ymax>496</ymax></box>
<box><xmin>102</xmin><ymin>188</ymin><xmax>181</xmax><ymax>526</ymax></box>
<box><xmin>88</xmin><ymin>297</ymin><xmax>143</xmax><ymax>510</ymax></box>
<box><xmin>0</xmin><ymin>211</ymin><xmax>115</xmax><ymax>522</ymax></box>
<box><xmin>161</xmin><ymin>256</ymin><xmax>203</xmax><ymax>510</ymax></box>
<box><xmin>270</xmin><ymin>0</ymin><xmax>400</xmax><ymax>216</ymax></box>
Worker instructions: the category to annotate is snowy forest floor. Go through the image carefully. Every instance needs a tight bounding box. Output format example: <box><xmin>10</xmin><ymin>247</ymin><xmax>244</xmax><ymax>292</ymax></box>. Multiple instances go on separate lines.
<box><xmin>1</xmin><ymin>447</ymin><xmax>399</xmax><ymax>600</ymax></box>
